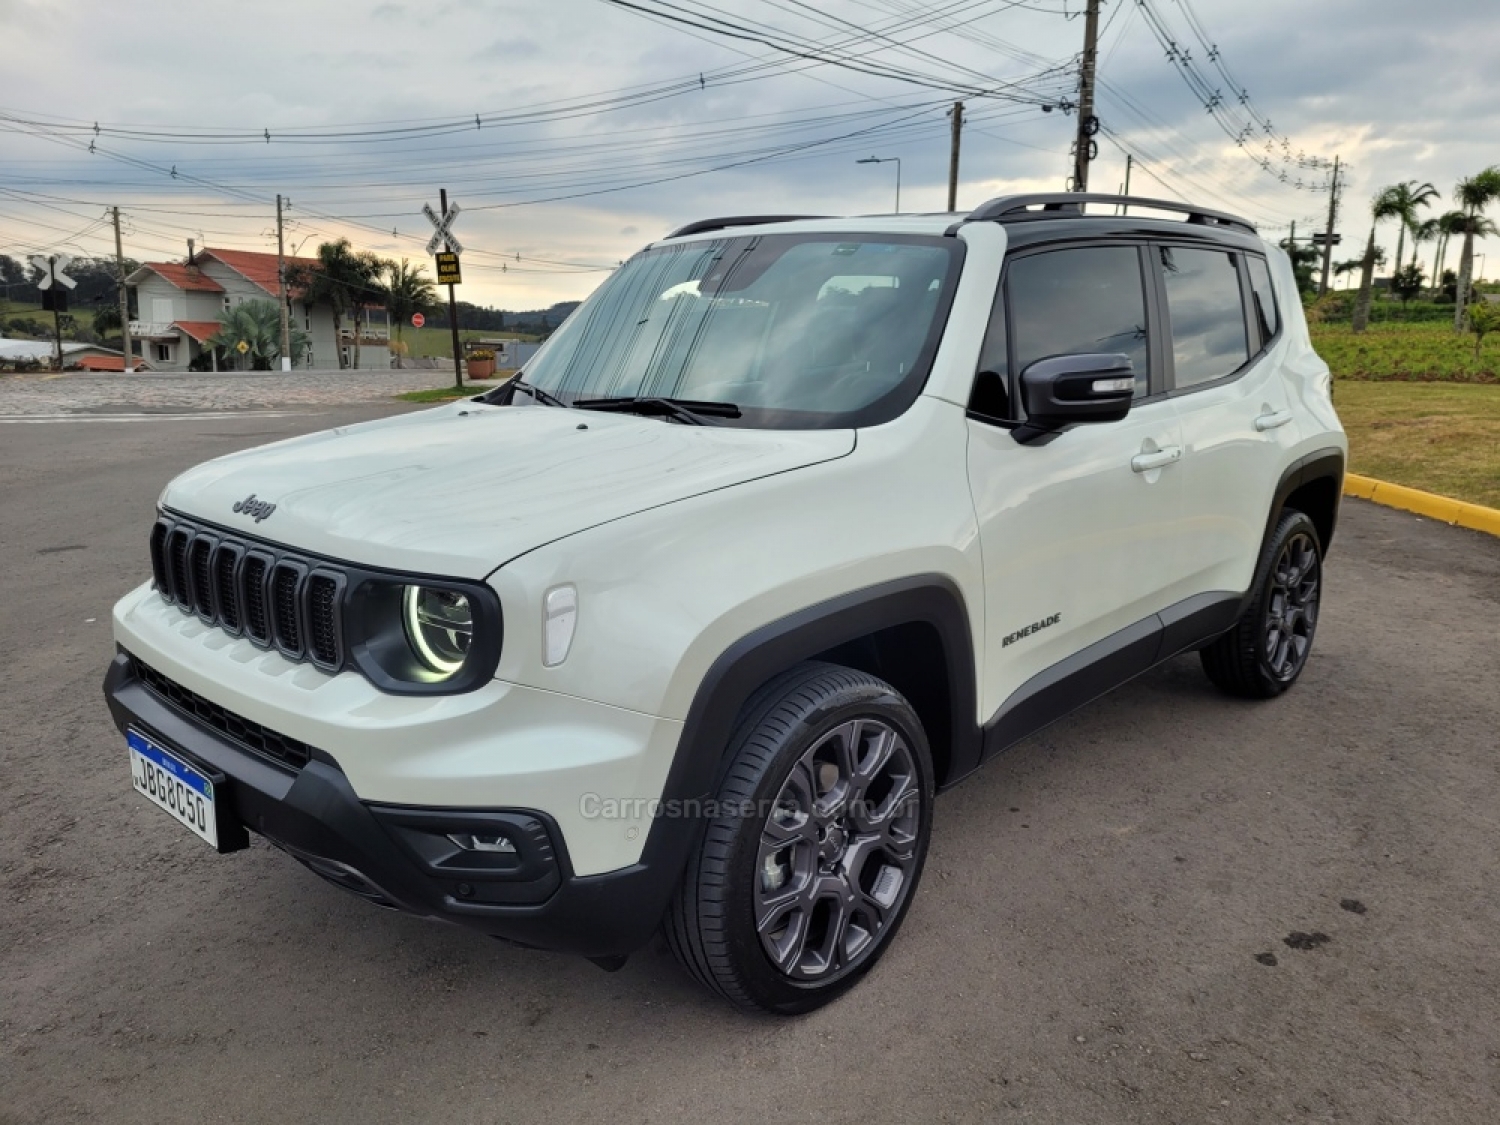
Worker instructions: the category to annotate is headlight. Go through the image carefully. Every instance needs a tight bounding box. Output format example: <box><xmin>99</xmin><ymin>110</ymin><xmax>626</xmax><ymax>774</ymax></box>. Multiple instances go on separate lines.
<box><xmin>344</xmin><ymin>575</ymin><xmax>502</xmax><ymax>695</ymax></box>
<box><xmin>403</xmin><ymin>585</ymin><xmax>473</xmax><ymax>675</ymax></box>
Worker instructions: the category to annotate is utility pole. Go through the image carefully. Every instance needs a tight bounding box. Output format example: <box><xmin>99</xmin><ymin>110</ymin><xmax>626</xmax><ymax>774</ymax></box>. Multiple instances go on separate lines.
<box><xmin>441</xmin><ymin>187</ymin><xmax>463</xmax><ymax>391</ymax></box>
<box><xmin>947</xmin><ymin>102</ymin><xmax>964</xmax><ymax>212</ymax></box>
<box><xmin>276</xmin><ymin>194</ymin><xmax>293</xmax><ymax>371</ymax></box>
<box><xmin>112</xmin><ymin>206</ymin><xmax>133</xmax><ymax>373</ymax></box>
<box><xmin>48</xmin><ymin>256</ymin><xmax>63</xmax><ymax>370</ymax></box>
<box><xmin>1071</xmin><ymin>0</ymin><xmax>1102</xmax><ymax>192</ymax></box>
<box><xmin>1318</xmin><ymin>155</ymin><xmax>1341</xmax><ymax>296</ymax></box>
<box><xmin>1119</xmin><ymin>154</ymin><xmax>1133</xmax><ymax>213</ymax></box>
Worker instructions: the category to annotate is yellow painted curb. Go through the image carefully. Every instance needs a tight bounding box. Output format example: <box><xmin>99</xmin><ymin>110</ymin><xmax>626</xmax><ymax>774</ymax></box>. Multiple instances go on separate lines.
<box><xmin>1345</xmin><ymin>473</ymin><xmax>1500</xmax><ymax>538</ymax></box>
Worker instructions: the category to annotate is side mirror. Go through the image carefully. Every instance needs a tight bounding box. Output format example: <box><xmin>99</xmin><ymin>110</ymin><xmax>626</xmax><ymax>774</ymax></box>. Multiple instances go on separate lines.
<box><xmin>1013</xmin><ymin>353</ymin><xmax>1135</xmax><ymax>444</ymax></box>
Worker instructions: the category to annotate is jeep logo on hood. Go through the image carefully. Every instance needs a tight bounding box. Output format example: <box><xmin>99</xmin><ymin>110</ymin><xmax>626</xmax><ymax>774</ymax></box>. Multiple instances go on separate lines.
<box><xmin>232</xmin><ymin>494</ymin><xmax>277</xmax><ymax>523</ymax></box>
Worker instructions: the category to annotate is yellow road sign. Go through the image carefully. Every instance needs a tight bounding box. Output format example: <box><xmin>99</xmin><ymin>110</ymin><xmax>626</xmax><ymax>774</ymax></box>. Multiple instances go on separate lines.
<box><xmin>236</xmin><ymin>340</ymin><xmax>250</xmax><ymax>355</ymax></box>
<box><xmin>436</xmin><ymin>251</ymin><xmax>462</xmax><ymax>286</ymax></box>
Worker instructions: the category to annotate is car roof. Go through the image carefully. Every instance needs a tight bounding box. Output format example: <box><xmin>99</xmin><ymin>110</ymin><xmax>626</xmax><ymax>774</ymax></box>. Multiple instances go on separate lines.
<box><xmin>655</xmin><ymin>194</ymin><xmax>1269</xmax><ymax>255</ymax></box>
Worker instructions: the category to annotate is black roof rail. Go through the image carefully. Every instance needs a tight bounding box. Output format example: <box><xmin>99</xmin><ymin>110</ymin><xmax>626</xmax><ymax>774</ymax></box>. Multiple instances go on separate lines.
<box><xmin>959</xmin><ymin>193</ymin><xmax>1257</xmax><ymax>235</ymax></box>
<box><xmin>665</xmin><ymin>215</ymin><xmax>829</xmax><ymax>239</ymax></box>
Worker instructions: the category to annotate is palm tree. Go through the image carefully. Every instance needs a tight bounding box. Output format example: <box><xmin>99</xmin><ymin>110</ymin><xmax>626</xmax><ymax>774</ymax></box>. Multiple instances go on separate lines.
<box><xmin>1432</xmin><ymin>210</ymin><xmax>1466</xmax><ymax>292</ymax></box>
<box><xmin>208</xmin><ymin>299</ymin><xmax>309</xmax><ymax>370</ymax></box>
<box><xmin>1374</xmin><ymin>180</ymin><xmax>1439</xmax><ymax>279</ymax></box>
<box><xmin>1408</xmin><ymin>216</ymin><xmax>1439</xmax><ymax>273</ymax></box>
<box><xmin>384</xmin><ymin>258</ymin><xmax>438</xmax><ymax>346</ymax></box>
<box><xmin>1452</xmin><ymin>167</ymin><xmax>1500</xmax><ymax>329</ymax></box>
<box><xmin>288</xmin><ymin>239</ymin><xmax>385</xmax><ymax>369</ymax></box>
<box><xmin>1355</xmin><ymin>192</ymin><xmax>1406</xmax><ymax>332</ymax></box>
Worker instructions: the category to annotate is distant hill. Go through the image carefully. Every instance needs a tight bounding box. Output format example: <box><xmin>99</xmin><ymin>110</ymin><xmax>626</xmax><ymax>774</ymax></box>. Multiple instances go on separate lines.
<box><xmin>423</xmin><ymin>300</ymin><xmax>581</xmax><ymax>334</ymax></box>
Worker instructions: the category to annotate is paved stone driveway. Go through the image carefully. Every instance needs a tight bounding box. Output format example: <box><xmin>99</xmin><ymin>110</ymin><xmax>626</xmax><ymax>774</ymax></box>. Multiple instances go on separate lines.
<box><xmin>0</xmin><ymin>368</ymin><xmax>460</xmax><ymax>416</ymax></box>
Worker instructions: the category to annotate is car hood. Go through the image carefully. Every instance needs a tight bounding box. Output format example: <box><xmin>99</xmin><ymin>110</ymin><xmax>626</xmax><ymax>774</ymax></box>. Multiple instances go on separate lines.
<box><xmin>161</xmin><ymin>403</ymin><xmax>855</xmax><ymax>579</ymax></box>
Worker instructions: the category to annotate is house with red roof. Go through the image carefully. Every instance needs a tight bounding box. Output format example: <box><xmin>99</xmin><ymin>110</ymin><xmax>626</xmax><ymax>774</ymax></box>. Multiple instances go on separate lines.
<box><xmin>126</xmin><ymin>246</ymin><xmax>389</xmax><ymax>372</ymax></box>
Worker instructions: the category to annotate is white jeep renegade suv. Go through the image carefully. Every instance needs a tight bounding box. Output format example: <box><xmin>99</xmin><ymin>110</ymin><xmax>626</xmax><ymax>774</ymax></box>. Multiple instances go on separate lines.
<box><xmin>106</xmin><ymin>194</ymin><xmax>1345</xmax><ymax>1014</ymax></box>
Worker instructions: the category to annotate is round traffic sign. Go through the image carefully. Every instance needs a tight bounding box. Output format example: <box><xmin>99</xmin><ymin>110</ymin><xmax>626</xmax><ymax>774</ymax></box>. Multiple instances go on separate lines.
<box><xmin>411</xmin><ymin>313</ymin><xmax>426</xmax><ymax>328</ymax></box>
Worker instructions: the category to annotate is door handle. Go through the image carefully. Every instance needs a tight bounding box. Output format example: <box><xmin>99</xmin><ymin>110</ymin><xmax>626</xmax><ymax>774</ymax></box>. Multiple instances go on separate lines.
<box><xmin>1255</xmin><ymin>409</ymin><xmax>1293</xmax><ymax>432</ymax></box>
<box><xmin>1130</xmin><ymin>445</ymin><xmax>1181</xmax><ymax>473</ymax></box>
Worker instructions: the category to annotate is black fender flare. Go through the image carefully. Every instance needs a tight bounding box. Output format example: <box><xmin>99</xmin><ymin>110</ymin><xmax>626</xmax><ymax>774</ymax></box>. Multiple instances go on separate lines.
<box><xmin>626</xmin><ymin>574</ymin><xmax>979</xmax><ymax>930</ymax></box>
<box><xmin>1265</xmin><ymin>447</ymin><xmax>1345</xmax><ymax>551</ymax></box>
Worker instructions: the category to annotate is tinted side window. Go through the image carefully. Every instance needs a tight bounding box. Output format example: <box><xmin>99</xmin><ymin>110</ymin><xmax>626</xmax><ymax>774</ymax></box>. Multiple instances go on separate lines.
<box><xmin>1010</xmin><ymin>247</ymin><xmax>1150</xmax><ymax>398</ymax></box>
<box><xmin>1159</xmin><ymin>246</ymin><xmax>1249</xmax><ymax>388</ymax></box>
<box><xmin>1246</xmin><ymin>255</ymin><xmax>1279</xmax><ymax>345</ymax></box>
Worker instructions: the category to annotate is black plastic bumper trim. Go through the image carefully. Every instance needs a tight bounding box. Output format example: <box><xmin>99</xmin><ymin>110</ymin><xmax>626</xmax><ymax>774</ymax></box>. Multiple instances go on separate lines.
<box><xmin>103</xmin><ymin>652</ymin><xmax>676</xmax><ymax>956</ymax></box>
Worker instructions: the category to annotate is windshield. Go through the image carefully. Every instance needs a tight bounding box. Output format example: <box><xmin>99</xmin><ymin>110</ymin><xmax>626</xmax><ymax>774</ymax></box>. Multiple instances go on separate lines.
<box><xmin>521</xmin><ymin>232</ymin><xmax>964</xmax><ymax>429</ymax></box>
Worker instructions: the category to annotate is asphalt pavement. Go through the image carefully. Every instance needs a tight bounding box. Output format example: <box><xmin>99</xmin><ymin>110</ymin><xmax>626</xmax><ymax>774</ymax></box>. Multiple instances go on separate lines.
<box><xmin>2</xmin><ymin>401</ymin><xmax>1499</xmax><ymax>1124</ymax></box>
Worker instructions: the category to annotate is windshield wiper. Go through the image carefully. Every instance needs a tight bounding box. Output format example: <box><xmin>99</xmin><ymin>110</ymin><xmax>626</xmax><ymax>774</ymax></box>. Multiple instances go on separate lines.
<box><xmin>507</xmin><ymin>378</ymin><xmax>571</xmax><ymax>408</ymax></box>
<box><xmin>571</xmin><ymin>396</ymin><xmax>741</xmax><ymax>426</ymax></box>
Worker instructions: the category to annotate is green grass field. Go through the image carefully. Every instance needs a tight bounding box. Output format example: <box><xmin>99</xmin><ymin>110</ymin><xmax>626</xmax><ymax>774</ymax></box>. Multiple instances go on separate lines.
<box><xmin>1310</xmin><ymin>319</ymin><xmax>1499</xmax><ymax>383</ymax></box>
<box><xmin>1</xmin><ymin>299</ymin><xmax>46</xmax><ymax>322</ymax></box>
<box><xmin>1335</xmin><ymin>380</ymin><xmax>1500</xmax><ymax>509</ymax></box>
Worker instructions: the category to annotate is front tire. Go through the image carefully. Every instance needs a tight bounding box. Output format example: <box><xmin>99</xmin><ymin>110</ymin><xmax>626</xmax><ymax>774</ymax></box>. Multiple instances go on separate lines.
<box><xmin>665</xmin><ymin>663</ymin><xmax>935</xmax><ymax>1014</ymax></box>
<box><xmin>1201</xmin><ymin>508</ymin><xmax>1323</xmax><ymax>698</ymax></box>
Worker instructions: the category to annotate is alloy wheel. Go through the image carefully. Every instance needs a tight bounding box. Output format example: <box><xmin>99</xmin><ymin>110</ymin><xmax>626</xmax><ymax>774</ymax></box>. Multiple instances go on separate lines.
<box><xmin>1264</xmin><ymin>531</ymin><xmax>1320</xmax><ymax>681</ymax></box>
<box><xmin>753</xmin><ymin>718</ymin><xmax>921</xmax><ymax>981</ymax></box>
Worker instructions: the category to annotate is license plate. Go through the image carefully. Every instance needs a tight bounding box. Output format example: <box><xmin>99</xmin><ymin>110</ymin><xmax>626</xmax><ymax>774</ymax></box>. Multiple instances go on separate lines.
<box><xmin>128</xmin><ymin>729</ymin><xmax>219</xmax><ymax>848</ymax></box>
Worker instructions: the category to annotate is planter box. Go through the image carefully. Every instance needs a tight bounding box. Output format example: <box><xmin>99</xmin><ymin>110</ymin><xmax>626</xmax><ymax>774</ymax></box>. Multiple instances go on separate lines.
<box><xmin>466</xmin><ymin>358</ymin><xmax>496</xmax><ymax>379</ymax></box>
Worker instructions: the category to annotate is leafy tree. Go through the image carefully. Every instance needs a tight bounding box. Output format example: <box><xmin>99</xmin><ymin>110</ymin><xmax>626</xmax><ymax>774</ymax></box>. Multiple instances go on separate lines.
<box><xmin>93</xmin><ymin>305</ymin><xmax>122</xmax><ymax>339</ymax></box>
<box><xmin>208</xmin><ymin>298</ymin><xmax>309</xmax><ymax>370</ymax></box>
<box><xmin>1390</xmin><ymin>263</ymin><xmax>1425</xmax><ymax>309</ymax></box>
<box><xmin>287</xmin><ymin>239</ymin><xmax>385</xmax><ymax>369</ymax></box>
<box><xmin>1451</xmin><ymin>167</ymin><xmax>1500</xmax><ymax>329</ymax></box>
<box><xmin>1278</xmin><ymin>235</ymin><xmax>1319</xmax><ymax>296</ymax></box>
<box><xmin>1467</xmin><ymin>300</ymin><xmax>1500</xmax><ymax>358</ymax></box>
<box><xmin>1439</xmin><ymin>269</ymin><xmax>1459</xmax><ymax>303</ymax></box>
<box><xmin>383</xmin><ymin>258</ymin><xmax>438</xmax><ymax>344</ymax></box>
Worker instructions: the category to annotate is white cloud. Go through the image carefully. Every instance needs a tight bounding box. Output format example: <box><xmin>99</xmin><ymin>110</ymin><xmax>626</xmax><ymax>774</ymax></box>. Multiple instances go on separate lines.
<box><xmin>3</xmin><ymin>0</ymin><xmax>1498</xmax><ymax>307</ymax></box>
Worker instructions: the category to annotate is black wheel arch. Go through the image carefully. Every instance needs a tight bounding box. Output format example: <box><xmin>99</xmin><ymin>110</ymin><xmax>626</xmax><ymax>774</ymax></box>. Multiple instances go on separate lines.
<box><xmin>625</xmin><ymin>575</ymin><xmax>980</xmax><ymax>944</ymax></box>
<box><xmin>1266</xmin><ymin>448</ymin><xmax>1345</xmax><ymax>559</ymax></box>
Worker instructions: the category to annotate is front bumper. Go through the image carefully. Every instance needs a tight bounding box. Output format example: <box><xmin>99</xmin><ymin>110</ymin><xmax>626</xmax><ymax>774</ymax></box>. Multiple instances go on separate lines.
<box><xmin>104</xmin><ymin>652</ymin><xmax>684</xmax><ymax>958</ymax></box>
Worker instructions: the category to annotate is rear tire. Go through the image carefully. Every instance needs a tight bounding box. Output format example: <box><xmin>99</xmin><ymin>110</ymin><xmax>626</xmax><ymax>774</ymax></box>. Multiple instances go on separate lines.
<box><xmin>665</xmin><ymin>662</ymin><xmax>934</xmax><ymax>1015</ymax></box>
<box><xmin>1201</xmin><ymin>508</ymin><xmax>1323</xmax><ymax>699</ymax></box>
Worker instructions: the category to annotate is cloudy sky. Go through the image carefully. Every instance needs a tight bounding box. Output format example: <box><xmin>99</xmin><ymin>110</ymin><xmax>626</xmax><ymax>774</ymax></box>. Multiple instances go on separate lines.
<box><xmin>2</xmin><ymin>0</ymin><xmax>1496</xmax><ymax>308</ymax></box>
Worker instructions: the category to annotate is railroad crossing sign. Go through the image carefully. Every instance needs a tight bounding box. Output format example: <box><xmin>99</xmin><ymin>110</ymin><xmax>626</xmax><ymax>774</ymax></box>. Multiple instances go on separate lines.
<box><xmin>435</xmin><ymin>251</ymin><xmax>462</xmax><ymax>286</ymax></box>
<box><xmin>411</xmin><ymin>312</ymin><xmax>426</xmax><ymax>328</ymax></box>
<box><xmin>30</xmin><ymin>254</ymin><xmax>77</xmax><ymax>291</ymax></box>
<box><xmin>423</xmin><ymin>201</ymin><xmax>463</xmax><ymax>256</ymax></box>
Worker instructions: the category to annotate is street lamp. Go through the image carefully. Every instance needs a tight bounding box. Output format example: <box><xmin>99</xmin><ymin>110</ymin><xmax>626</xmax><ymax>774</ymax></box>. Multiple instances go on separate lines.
<box><xmin>1476</xmin><ymin>253</ymin><xmax>1487</xmax><ymax>282</ymax></box>
<box><xmin>856</xmin><ymin>156</ymin><xmax>901</xmax><ymax>214</ymax></box>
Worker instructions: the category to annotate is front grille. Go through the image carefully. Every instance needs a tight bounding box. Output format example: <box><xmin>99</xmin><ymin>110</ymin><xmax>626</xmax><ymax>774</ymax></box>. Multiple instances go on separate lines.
<box><xmin>242</xmin><ymin>553</ymin><xmax>270</xmax><ymax>643</ymax></box>
<box><xmin>306</xmin><ymin>574</ymin><xmax>342</xmax><ymax>667</ymax></box>
<box><xmin>149</xmin><ymin>515</ymin><xmax>348</xmax><ymax>673</ymax></box>
<box><xmin>270</xmin><ymin>562</ymin><xmax>304</xmax><ymax>656</ymax></box>
<box><xmin>213</xmin><ymin>543</ymin><xmax>242</xmax><ymax>632</ymax></box>
<box><xmin>188</xmin><ymin>534</ymin><xmax>216</xmax><ymax>619</ymax></box>
<box><xmin>135</xmin><ymin>659</ymin><xmax>313</xmax><ymax>770</ymax></box>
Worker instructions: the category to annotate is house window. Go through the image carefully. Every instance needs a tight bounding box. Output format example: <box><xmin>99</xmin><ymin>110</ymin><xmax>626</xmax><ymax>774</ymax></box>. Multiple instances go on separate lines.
<box><xmin>223</xmin><ymin>296</ymin><xmax>232</xmax><ymax>311</ymax></box>
<box><xmin>154</xmin><ymin>343</ymin><xmax>173</xmax><ymax>363</ymax></box>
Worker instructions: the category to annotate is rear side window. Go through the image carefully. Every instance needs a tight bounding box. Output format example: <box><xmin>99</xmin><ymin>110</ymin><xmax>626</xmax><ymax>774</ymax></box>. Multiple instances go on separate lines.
<box><xmin>1159</xmin><ymin>246</ymin><xmax>1249</xmax><ymax>388</ymax></box>
<box><xmin>1008</xmin><ymin>246</ymin><xmax>1150</xmax><ymax>398</ymax></box>
<box><xmin>1246</xmin><ymin>255</ymin><xmax>1279</xmax><ymax>345</ymax></box>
